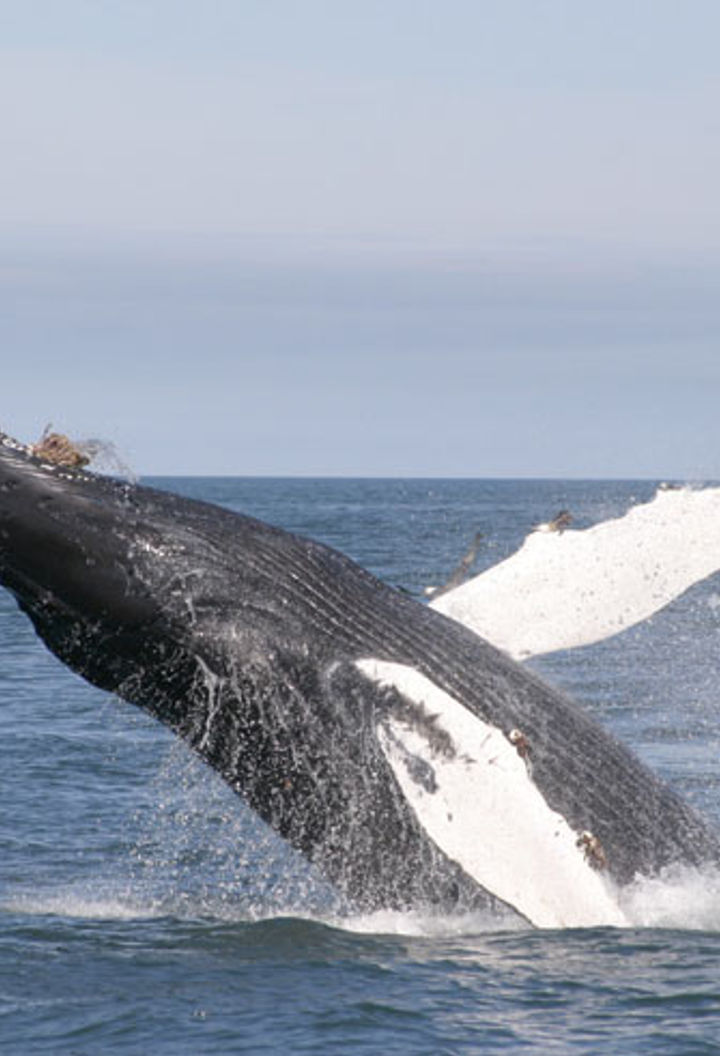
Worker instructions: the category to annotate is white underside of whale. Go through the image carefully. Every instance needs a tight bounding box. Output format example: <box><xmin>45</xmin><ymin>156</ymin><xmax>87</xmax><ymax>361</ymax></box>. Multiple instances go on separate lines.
<box><xmin>431</xmin><ymin>486</ymin><xmax>720</xmax><ymax>660</ymax></box>
<box><xmin>357</xmin><ymin>658</ymin><xmax>629</xmax><ymax>929</ymax></box>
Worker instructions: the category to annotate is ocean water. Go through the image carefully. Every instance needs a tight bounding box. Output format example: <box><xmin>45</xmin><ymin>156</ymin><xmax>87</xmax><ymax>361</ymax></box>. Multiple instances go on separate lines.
<box><xmin>2</xmin><ymin>477</ymin><xmax>720</xmax><ymax>1055</ymax></box>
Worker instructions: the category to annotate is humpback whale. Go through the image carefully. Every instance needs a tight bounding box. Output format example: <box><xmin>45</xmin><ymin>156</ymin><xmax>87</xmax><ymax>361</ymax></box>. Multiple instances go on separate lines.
<box><xmin>0</xmin><ymin>431</ymin><xmax>718</xmax><ymax>928</ymax></box>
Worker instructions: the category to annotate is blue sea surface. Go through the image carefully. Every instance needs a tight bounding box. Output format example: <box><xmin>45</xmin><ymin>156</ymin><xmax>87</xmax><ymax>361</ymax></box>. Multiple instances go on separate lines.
<box><xmin>2</xmin><ymin>478</ymin><xmax>720</xmax><ymax>1054</ymax></box>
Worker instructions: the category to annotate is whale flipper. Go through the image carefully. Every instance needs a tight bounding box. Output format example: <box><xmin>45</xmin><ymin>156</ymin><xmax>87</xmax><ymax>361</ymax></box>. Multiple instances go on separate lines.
<box><xmin>432</xmin><ymin>486</ymin><xmax>720</xmax><ymax>659</ymax></box>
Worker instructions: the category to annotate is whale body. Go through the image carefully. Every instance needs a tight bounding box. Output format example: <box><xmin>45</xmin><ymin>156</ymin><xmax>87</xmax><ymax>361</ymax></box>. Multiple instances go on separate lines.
<box><xmin>0</xmin><ymin>431</ymin><xmax>718</xmax><ymax>928</ymax></box>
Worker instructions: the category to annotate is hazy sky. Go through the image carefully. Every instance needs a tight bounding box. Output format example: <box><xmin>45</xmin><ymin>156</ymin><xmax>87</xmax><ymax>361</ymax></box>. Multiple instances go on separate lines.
<box><xmin>2</xmin><ymin>1</ymin><xmax>719</xmax><ymax>476</ymax></box>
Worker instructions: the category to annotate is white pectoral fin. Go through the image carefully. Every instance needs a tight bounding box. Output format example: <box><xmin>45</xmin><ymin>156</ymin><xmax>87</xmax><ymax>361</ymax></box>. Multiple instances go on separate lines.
<box><xmin>431</xmin><ymin>486</ymin><xmax>720</xmax><ymax>660</ymax></box>
<box><xmin>357</xmin><ymin>659</ymin><xmax>628</xmax><ymax>928</ymax></box>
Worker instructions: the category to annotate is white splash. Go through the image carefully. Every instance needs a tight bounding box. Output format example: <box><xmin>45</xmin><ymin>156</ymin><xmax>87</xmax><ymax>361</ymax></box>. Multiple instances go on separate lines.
<box><xmin>0</xmin><ymin>890</ymin><xmax>164</xmax><ymax>921</ymax></box>
<box><xmin>328</xmin><ymin>905</ymin><xmax>522</xmax><ymax>937</ymax></box>
<box><xmin>620</xmin><ymin>864</ymin><xmax>720</xmax><ymax>931</ymax></box>
<box><xmin>6</xmin><ymin>867</ymin><xmax>720</xmax><ymax>935</ymax></box>
<box><xmin>357</xmin><ymin>658</ymin><xmax>628</xmax><ymax>929</ymax></box>
<box><xmin>431</xmin><ymin>485</ymin><xmax>720</xmax><ymax>659</ymax></box>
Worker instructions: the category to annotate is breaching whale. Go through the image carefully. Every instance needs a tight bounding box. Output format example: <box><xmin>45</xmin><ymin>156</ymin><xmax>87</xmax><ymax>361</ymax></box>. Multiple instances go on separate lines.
<box><xmin>0</xmin><ymin>431</ymin><xmax>718</xmax><ymax>928</ymax></box>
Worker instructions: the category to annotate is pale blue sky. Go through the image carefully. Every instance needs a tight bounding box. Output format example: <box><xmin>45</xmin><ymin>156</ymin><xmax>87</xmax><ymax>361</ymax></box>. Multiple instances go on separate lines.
<box><xmin>2</xmin><ymin>1</ymin><xmax>719</xmax><ymax>475</ymax></box>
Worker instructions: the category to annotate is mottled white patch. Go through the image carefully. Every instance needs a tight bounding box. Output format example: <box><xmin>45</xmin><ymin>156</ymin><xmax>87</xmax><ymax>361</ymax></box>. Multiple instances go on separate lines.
<box><xmin>432</xmin><ymin>485</ymin><xmax>720</xmax><ymax>659</ymax></box>
<box><xmin>357</xmin><ymin>658</ymin><xmax>628</xmax><ymax>929</ymax></box>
